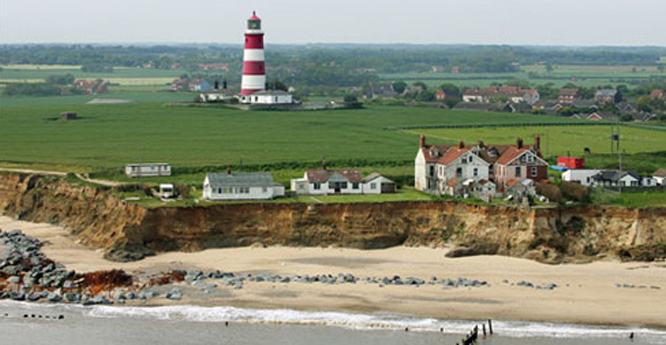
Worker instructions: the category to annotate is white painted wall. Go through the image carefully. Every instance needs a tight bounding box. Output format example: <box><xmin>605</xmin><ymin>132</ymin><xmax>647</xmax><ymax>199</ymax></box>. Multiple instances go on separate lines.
<box><xmin>203</xmin><ymin>176</ymin><xmax>284</xmax><ymax>200</ymax></box>
<box><xmin>562</xmin><ymin>169</ymin><xmax>600</xmax><ymax>186</ymax></box>
<box><xmin>414</xmin><ymin>150</ymin><xmax>429</xmax><ymax>191</ymax></box>
<box><xmin>243</xmin><ymin>49</ymin><xmax>265</xmax><ymax>62</ymax></box>
<box><xmin>362</xmin><ymin>176</ymin><xmax>393</xmax><ymax>194</ymax></box>
<box><xmin>125</xmin><ymin>164</ymin><xmax>171</xmax><ymax>178</ymax></box>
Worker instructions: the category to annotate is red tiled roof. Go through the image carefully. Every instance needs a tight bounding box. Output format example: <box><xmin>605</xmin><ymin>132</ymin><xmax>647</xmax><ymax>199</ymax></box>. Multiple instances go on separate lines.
<box><xmin>654</xmin><ymin>169</ymin><xmax>666</xmax><ymax>178</ymax></box>
<box><xmin>438</xmin><ymin>147</ymin><xmax>471</xmax><ymax>165</ymax></box>
<box><xmin>305</xmin><ymin>169</ymin><xmax>362</xmax><ymax>183</ymax></box>
<box><xmin>651</xmin><ymin>90</ymin><xmax>665</xmax><ymax>98</ymax></box>
<box><xmin>447</xmin><ymin>179</ymin><xmax>460</xmax><ymax>187</ymax></box>
<box><xmin>496</xmin><ymin>147</ymin><xmax>529</xmax><ymax>165</ymax></box>
<box><xmin>506</xmin><ymin>179</ymin><xmax>520</xmax><ymax>188</ymax></box>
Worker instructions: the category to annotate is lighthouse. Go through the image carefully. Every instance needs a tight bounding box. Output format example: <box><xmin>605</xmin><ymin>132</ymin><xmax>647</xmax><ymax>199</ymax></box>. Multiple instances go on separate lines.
<box><xmin>240</xmin><ymin>11</ymin><xmax>266</xmax><ymax>98</ymax></box>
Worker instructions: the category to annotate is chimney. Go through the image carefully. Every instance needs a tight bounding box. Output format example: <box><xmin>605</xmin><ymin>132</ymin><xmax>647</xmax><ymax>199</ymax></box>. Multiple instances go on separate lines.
<box><xmin>420</xmin><ymin>135</ymin><xmax>426</xmax><ymax>148</ymax></box>
<box><xmin>227</xmin><ymin>166</ymin><xmax>231</xmax><ymax>175</ymax></box>
<box><xmin>535</xmin><ymin>134</ymin><xmax>541</xmax><ymax>150</ymax></box>
<box><xmin>214</xmin><ymin>79</ymin><xmax>219</xmax><ymax>90</ymax></box>
<box><xmin>322</xmin><ymin>156</ymin><xmax>327</xmax><ymax>170</ymax></box>
<box><xmin>477</xmin><ymin>140</ymin><xmax>485</xmax><ymax>148</ymax></box>
<box><xmin>459</xmin><ymin>141</ymin><xmax>465</xmax><ymax>149</ymax></box>
<box><xmin>223</xmin><ymin>78</ymin><xmax>228</xmax><ymax>90</ymax></box>
<box><xmin>517</xmin><ymin>138</ymin><xmax>524</xmax><ymax>149</ymax></box>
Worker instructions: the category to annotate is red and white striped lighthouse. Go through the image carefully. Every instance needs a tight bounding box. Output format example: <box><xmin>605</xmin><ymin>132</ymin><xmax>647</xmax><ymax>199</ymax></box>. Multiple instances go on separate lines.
<box><xmin>240</xmin><ymin>11</ymin><xmax>266</xmax><ymax>97</ymax></box>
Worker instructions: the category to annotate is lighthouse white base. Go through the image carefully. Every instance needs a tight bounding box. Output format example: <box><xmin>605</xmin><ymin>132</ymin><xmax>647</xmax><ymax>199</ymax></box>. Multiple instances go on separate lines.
<box><xmin>239</xmin><ymin>90</ymin><xmax>293</xmax><ymax>104</ymax></box>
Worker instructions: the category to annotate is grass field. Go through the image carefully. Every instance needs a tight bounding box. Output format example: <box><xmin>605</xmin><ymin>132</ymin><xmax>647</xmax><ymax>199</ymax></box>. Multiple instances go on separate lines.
<box><xmin>380</xmin><ymin>64</ymin><xmax>666</xmax><ymax>89</ymax></box>
<box><xmin>1</xmin><ymin>100</ymin><xmax>582</xmax><ymax>171</ymax></box>
<box><xmin>408</xmin><ymin>125</ymin><xmax>666</xmax><ymax>157</ymax></box>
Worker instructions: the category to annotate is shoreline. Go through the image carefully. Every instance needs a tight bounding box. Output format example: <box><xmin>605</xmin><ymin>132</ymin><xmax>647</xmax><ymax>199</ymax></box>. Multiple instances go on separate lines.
<box><xmin>1</xmin><ymin>216</ymin><xmax>666</xmax><ymax>330</ymax></box>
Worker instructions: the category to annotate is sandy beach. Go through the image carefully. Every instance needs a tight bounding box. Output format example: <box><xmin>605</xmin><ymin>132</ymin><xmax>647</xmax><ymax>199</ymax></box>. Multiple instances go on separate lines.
<box><xmin>1</xmin><ymin>215</ymin><xmax>665</xmax><ymax>329</ymax></box>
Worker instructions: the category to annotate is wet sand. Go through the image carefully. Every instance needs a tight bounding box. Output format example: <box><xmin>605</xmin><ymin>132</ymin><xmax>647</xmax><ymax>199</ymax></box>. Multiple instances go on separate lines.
<box><xmin>1</xmin><ymin>215</ymin><xmax>665</xmax><ymax>328</ymax></box>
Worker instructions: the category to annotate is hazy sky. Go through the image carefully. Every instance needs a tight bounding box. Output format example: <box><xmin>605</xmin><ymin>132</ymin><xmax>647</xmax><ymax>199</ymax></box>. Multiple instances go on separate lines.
<box><xmin>1</xmin><ymin>0</ymin><xmax>665</xmax><ymax>46</ymax></box>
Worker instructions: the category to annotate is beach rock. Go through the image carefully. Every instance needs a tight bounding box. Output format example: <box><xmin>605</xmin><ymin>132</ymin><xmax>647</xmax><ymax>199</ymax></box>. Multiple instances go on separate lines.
<box><xmin>47</xmin><ymin>292</ymin><xmax>63</xmax><ymax>302</ymax></box>
<box><xmin>7</xmin><ymin>275</ymin><xmax>21</xmax><ymax>284</ymax></box>
<box><xmin>10</xmin><ymin>291</ymin><xmax>26</xmax><ymax>301</ymax></box>
<box><xmin>125</xmin><ymin>292</ymin><xmax>138</xmax><ymax>300</ymax></box>
<box><xmin>166</xmin><ymin>292</ymin><xmax>182</xmax><ymax>301</ymax></box>
<box><xmin>27</xmin><ymin>292</ymin><xmax>43</xmax><ymax>302</ymax></box>
<box><xmin>64</xmin><ymin>293</ymin><xmax>80</xmax><ymax>303</ymax></box>
<box><xmin>103</xmin><ymin>243</ymin><xmax>155</xmax><ymax>262</ymax></box>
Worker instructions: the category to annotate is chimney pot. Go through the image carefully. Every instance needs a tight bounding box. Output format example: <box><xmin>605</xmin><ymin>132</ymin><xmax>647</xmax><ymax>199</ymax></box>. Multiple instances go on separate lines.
<box><xmin>517</xmin><ymin>138</ymin><xmax>524</xmax><ymax>149</ymax></box>
<box><xmin>459</xmin><ymin>141</ymin><xmax>465</xmax><ymax>149</ymax></box>
<box><xmin>227</xmin><ymin>166</ymin><xmax>231</xmax><ymax>175</ymax></box>
<box><xmin>535</xmin><ymin>134</ymin><xmax>541</xmax><ymax>150</ymax></box>
<box><xmin>420</xmin><ymin>135</ymin><xmax>426</xmax><ymax>148</ymax></box>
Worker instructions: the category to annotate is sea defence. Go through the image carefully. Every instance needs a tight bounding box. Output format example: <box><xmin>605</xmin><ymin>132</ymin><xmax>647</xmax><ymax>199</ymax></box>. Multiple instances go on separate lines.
<box><xmin>0</xmin><ymin>173</ymin><xmax>665</xmax><ymax>263</ymax></box>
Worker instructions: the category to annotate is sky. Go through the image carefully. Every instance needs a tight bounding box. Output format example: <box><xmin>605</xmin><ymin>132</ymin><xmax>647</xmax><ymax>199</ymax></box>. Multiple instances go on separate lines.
<box><xmin>1</xmin><ymin>0</ymin><xmax>665</xmax><ymax>46</ymax></box>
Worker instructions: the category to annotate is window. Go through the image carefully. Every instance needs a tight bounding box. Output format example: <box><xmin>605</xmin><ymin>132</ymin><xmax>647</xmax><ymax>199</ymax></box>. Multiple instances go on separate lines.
<box><xmin>218</xmin><ymin>188</ymin><xmax>222</xmax><ymax>194</ymax></box>
<box><xmin>531</xmin><ymin>167</ymin><xmax>537</xmax><ymax>177</ymax></box>
<box><xmin>352</xmin><ymin>183</ymin><xmax>359</xmax><ymax>189</ymax></box>
<box><xmin>527</xmin><ymin>155</ymin><xmax>534</xmax><ymax>163</ymax></box>
<box><xmin>515</xmin><ymin>167</ymin><xmax>521</xmax><ymax>177</ymax></box>
<box><xmin>473</xmin><ymin>168</ymin><xmax>478</xmax><ymax>177</ymax></box>
<box><xmin>313</xmin><ymin>183</ymin><xmax>321</xmax><ymax>190</ymax></box>
<box><xmin>370</xmin><ymin>183</ymin><xmax>377</xmax><ymax>189</ymax></box>
<box><xmin>456</xmin><ymin>167</ymin><xmax>462</xmax><ymax>178</ymax></box>
<box><xmin>262</xmin><ymin>187</ymin><xmax>268</xmax><ymax>193</ymax></box>
<box><xmin>340</xmin><ymin>182</ymin><xmax>348</xmax><ymax>189</ymax></box>
<box><xmin>469</xmin><ymin>156</ymin><xmax>473</xmax><ymax>162</ymax></box>
<box><xmin>298</xmin><ymin>184</ymin><xmax>304</xmax><ymax>190</ymax></box>
<box><xmin>520</xmin><ymin>155</ymin><xmax>526</xmax><ymax>163</ymax></box>
<box><xmin>275</xmin><ymin>96</ymin><xmax>278</xmax><ymax>102</ymax></box>
<box><xmin>429</xmin><ymin>166</ymin><xmax>434</xmax><ymax>177</ymax></box>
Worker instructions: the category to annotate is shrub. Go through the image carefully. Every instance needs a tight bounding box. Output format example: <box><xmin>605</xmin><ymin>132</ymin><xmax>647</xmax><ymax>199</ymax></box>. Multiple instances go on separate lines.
<box><xmin>561</xmin><ymin>181</ymin><xmax>591</xmax><ymax>202</ymax></box>
<box><xmin>536</xmin><ymin>182</ymin><xmax>562</xmax><ymax>203</ymax></box>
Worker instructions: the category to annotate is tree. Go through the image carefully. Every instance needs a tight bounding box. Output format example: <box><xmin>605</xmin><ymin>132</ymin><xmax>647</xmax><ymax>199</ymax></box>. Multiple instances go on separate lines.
<box><xmin>343</xmin><ymin>94</ymin><xmax>358</xmax><ymax>103</ymax></box>
<box><xmin>620</xmin><ymin>114</ymin><xmax>634</xmax><ymax>122</ymax></box>
<box><xmin>45</xmin><ymin>73</ymin><xmax>75</xmax><ymax>85</ymax></box>
<box><xmin>391</xmin><ymin>80</ymin><xmax>407</xmax><ymax>94</ymax></box>
<box><xmin>658</xmin><ymin>65</ymin><xmax>665</xmax><ymax>73</ymax></box>
<box><xmin>444</xmin><ymin>98</ymin><xmax>459</xmax><ymax>109</ymax></box>
<box><xmin>412</xmin><ymin>81</ymin><xmax>427</xmax><ymax>90</ymax></box>
<box><xmin>545</xmin><ymin>63</ymin><xmax>554</xmax><ymax>73</ymax></box>
<box><xmin>439</xmin><ymin>83</ymin><xmax>460</xmax><ymax>97</ymax></box>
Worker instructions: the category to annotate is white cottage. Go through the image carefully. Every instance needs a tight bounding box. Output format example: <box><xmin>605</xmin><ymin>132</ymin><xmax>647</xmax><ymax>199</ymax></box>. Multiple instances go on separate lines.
<box><xmin>291</xmin><ymin>169</ymin><xmax>395</xmax><ymax>195</ymax></box>
<box><xmin>562</xmin><ymin>169</ymin><xmax>601</xmax><ymax>186</ymax></box>
<box><xmin>203</xmin><ymin>171</ymin><xmax>284</xmax><ymax>201</ymax></box>
<box><xmin>654</xmin><ymin>169</ymin><xmax>666</xmax><ymax>185</ymax></box>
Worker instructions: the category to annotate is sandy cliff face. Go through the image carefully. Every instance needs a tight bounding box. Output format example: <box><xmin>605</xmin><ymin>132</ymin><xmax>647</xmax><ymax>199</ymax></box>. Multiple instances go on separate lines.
<box><xmin>1</xmin><ymin>174</ymin><xmax>664</xmax><ymax>263</ymax></box>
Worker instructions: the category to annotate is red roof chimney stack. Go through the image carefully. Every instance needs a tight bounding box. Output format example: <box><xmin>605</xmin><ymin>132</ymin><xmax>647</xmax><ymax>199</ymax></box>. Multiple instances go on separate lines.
<box><xmin>517</xmin><ymin>138</ymin><xmax>524</xmax><ymax>149</ymax></box>
<box><xmin>227</xmin><ymin>166</ymin><xmax>231</xmax><ymax>175</ymax></box>
<box><xmin>458</xmin><ymin>141</ymin><xmax>465</xmax><ymax>149</ymax></box>
<box><xmin>420</xmin><ymin>135</ymin><xmax>426</xmax><ymax>148</ymax></box>
<box><xmin>477</xmin><ymin>140</ymin><xmax>485</xmax><ymax>148</ymax></box>
<box><xmin>535</xmin><ymin>134</ymin><xmax>541</xmax><ymax>150</ymax></box>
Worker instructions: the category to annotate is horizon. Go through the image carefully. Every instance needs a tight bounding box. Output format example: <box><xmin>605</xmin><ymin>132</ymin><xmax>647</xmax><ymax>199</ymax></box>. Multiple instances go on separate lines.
<box><xmin>1</xmin><ymin>0</ymin><xmax>665</xmax><ymax>46</ymax></box>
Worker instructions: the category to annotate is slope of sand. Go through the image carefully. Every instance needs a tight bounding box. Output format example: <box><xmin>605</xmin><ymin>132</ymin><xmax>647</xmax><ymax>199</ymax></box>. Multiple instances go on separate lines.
<box><xmin>2</xmin><ymin>216</ymin><xmax>665</xmax><ymax>328</ymax></box>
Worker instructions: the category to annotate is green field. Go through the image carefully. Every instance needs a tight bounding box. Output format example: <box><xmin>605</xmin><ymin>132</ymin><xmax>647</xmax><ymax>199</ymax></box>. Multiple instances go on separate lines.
<box><xmin>380</xmin><ymin>64</ymin><xmax>666</xmax><ymax>88</ymax></box>
<box><xmin>0</xmin><ymin>65</ymin><xmax>186</xmax><ymax>83</ymax></box>
<box><xmin>0</xmin><ymin>100</ymin><xmax>585</xmax><ymax>171</ymax></box>
<box><xmin>410</xmin><ymin>125</ymin><xmax>666</xmax><ymax>157</ymax></box>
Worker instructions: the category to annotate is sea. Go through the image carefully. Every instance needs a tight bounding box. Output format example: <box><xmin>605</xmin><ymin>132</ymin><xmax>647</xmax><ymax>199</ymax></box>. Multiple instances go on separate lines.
<box><xmin>1</xmin><ymin>301</ymin><xmax>665</xmax><ymax>345</ymax></box>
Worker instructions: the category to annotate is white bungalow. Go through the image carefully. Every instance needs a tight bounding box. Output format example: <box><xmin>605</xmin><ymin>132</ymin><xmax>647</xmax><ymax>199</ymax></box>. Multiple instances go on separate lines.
<box><xmin>240</xmin><ymin>90</ymin><xmax>293</xmax><ymax>104</ymax></box>
<box><xmin>562</xmin><ymin>169</ymin><xmax>601</xmax><ymax>186</ymax></box>
<box><xmin>654</xmin><ymin>169</ymin><xmax>666</xmax><ymax>185</ymax></box>
<box><xmin>125</xmin><ymin>163</ymin><xmax>171</xmax><ymax>178</ymax></box>
<box><xmin>203</xmin><ymin>171</ymin><xmax>284</xmax><ymax>201</ymax></box>
<box><xmin>291</xmin><ymin>169</ymin><xmax>395</xmax><ymax>195</ymax></box>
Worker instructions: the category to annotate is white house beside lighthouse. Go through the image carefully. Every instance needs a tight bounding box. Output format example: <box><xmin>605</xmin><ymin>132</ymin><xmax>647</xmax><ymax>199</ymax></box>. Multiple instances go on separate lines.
<box><xmin>238</xmin><ymin>11</ymin><xmax>292</xmax><ymax>105</ymax></box>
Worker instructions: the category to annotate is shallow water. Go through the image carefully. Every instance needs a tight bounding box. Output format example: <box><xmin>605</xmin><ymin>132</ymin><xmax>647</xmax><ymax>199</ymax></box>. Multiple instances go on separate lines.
<box><xmin>1</xmin><ymin>301</ymin><xmax>664</xmax><ymax>345</ymax></box>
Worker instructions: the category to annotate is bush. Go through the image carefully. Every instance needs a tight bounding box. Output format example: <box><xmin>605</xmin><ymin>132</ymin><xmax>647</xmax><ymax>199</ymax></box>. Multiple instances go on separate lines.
<box><xmin>3</xmin><ymin>83</ymin><xmax>61</xmax><ymax>96</ymax></box>
<box><xmin>536</xmin><ymin>182</ymin><xmax>562</xmax><ymax>203</ymax></box>
<box><xmin>561</xmin><ymin>181</ymin><xmax>591</xmax><ymax>202</ymax></box>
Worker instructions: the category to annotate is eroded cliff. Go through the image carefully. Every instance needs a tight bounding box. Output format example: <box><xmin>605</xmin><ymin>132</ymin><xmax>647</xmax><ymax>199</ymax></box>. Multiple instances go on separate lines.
<box><xmin>1</xmin><ymin>174</ymin><xmax>664</xmax><ymax>263</ymax></box>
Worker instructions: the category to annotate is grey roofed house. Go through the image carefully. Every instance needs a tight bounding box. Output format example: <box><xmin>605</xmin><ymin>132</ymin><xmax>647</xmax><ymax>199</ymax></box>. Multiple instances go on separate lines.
<box><xmin>592</xmin><ymin>170</ymin><xmax>641</xmax><ymax>184</ymax></box>
<box><xmin>616</xmin><ymin>102</ymin><xmax>636</xmax><ymax>114</ymax></box>
<box><xmin>595</xmin><ymin>89</ymin><xmax>617</xmax><ymax>97</ymax></box>
<box><xmin>205</xmin><ymin>172</ymin><xmax>280</xmax><ymax>187</ymax></box>
<box><xmin>571</xmin><ymin>100</ymin><xmax>598</xmax><ymax>109</ymax></box>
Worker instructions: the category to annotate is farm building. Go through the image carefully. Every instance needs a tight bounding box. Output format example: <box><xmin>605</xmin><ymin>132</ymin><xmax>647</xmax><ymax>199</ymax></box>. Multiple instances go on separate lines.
<box><xmin>415</xmin><ymin>135</ymin><xmax>548</xmax><ymax>195</ymax></box>
<box><xmin>462</xmin><ymin>86</ymin><xmax>540</xmax><ymax>105</ymax></box>
<box><xmin>203</xmin><ymin>171</ymin><xmax>284</xmax><ymax>201</ymax></box>
<box><xmin>125</xmin><ymin>163</ymin><xmax>171</xmax><ymax>178</ymax></box>
<box><xmin>290</xmin><ymin>169</ymin><xmax>395</xmax><ymax>195</ymax></box>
